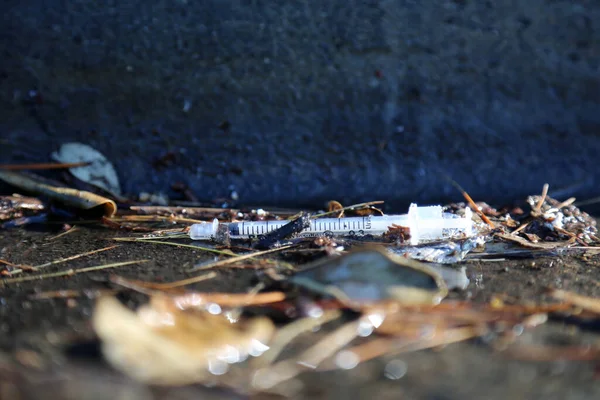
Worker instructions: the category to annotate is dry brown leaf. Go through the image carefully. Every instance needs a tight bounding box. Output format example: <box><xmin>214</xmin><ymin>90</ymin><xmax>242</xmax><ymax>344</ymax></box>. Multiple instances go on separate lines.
<box><xmin>93</xmin><ymin>295</ymin><xmax>274</xmax><ymax>385</ymax></box>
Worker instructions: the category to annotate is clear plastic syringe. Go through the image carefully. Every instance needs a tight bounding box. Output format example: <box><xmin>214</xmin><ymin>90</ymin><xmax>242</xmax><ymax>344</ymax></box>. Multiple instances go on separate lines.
<box><xmin>189</xmin><ymin>203</ymin><xmax>473</xmax><ymax>245</ymax></box>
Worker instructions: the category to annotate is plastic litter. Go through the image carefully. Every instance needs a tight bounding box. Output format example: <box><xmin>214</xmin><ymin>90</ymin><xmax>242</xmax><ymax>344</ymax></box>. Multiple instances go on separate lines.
<box><xmin>189</xmin><ymin>204</ymin><xmax>473</xmax><ymax>245</ymax></box>
<box><xmin>389</xmin><ymin>237</ymin><xmax>484</xmax><ymax>264</ymax></box>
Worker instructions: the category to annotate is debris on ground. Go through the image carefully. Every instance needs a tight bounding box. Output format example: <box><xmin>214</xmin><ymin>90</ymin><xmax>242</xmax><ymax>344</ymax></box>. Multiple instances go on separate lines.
<box><xmin>0</xmin><ymin>195</ymin><xmax>45</xmax><ymax>221</ymax></box>
<box><xmin>1</xmin><ymin>175</ymin><xmax>600</xmax><ymax>397</ymax></box>
<box><xmin>51</xmin><ymin>142</ymin><xmax>122</xmax><ymax>197</ymax></box>
<box><xmin>288</xmin><ymin>247</ymin><xmax>448</xmax><ymax>305</ymax></box>
<box><xmin>93</xmin><ymin>295</ymin><xmax>275</xmax><ymax>386</ymax></box>
<box><xmin>0</xmin><ymin>171</ymin><xmax>116</xmax><ymax>217</ymax></box>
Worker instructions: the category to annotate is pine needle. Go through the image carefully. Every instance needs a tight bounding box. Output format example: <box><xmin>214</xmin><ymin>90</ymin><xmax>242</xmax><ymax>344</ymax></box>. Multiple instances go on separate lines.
<box><xmin>189</xmin><ymin>245</ymin><xmax>295</xmax><ymax>271</ymax></box>
<box><xmin>112</xmin><ymin>238</ymin><xmax>236</xmax><ymax>256</ymax></box>
<box><xmin>443</xmin><ymin>175</ymin><xmax>495</xmax><ymax>228</ymax></box>
<box><xmin>111</xmin><ymin>271</ymin><xmax>217</xmax><ymax>290</ymax></box>
<box><xmin>46</xmin><ymin>225</ymin><xmax>80</xmax><ymax>241</ymax></box>
<box><xmin>310</xmin><ymin>201</ymin><xmax>385</xmax><ymax>219</ymax></box>
<box><xmin>8</xmin><ymin>245</ymin><xmax>119</xmax><ymax>276</ymax></box>
<box><xmin>1</xmin><ymin>259</ymin><xmax>149</xmax><ymax>285</ymax></box>
<box><xmin>0</xmin><ymin>162</ymin><xmax>91</xmax><ymax>170</ymax></box>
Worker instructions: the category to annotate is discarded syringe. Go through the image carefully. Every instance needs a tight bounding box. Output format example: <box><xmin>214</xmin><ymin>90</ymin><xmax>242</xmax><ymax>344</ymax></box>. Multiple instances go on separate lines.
<box><xmin>189</xmin><ymin>204</ymin><xmax>473</xmax><ymax>245</ymax></box>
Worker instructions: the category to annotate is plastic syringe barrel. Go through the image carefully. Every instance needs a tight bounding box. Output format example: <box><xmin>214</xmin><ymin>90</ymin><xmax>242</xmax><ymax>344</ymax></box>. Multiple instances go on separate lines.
<box><xmin>188</xmin><ymin>203</ymin><xmax>474</xmax><ymax>243</ymax></box>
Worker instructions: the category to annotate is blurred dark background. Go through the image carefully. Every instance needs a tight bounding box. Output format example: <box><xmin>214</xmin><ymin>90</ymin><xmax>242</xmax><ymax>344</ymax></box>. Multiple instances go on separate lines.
<box><xmin>1</xmin><ymin>0</ymin><xmax>600</xmax><ymax>212</ymax></box>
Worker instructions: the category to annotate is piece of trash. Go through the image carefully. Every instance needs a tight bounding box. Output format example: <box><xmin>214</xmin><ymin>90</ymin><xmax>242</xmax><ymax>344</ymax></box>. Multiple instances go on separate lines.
<box><xmin>51</xmin><ymin>142</ymin><xmax>122</xmax><ymax>196</ymax></box>
<box><xmin>0</xmin><ymin>171</ymin><xmax>116</xmax><ymax>217</ymax></box>
<box><xmin>0</xmin><ymin>195</ymin><xmax>45</xmax><ymax>222</ymax></box>
<box><xmin>93</xmin><ymin>295</ymin><xmax>275</xmax><ymax>386</ymax></box>
<box><xmin>289</xmin><ymin>247</ymin><xmax>448</xmax><ymax>304</ymax></box>
<box><xmin>255</xmin><ymin>213</ymin><xmax>311</xmax><ymax>249</ymax></box>
<box><xmin>190</xmin><ymin>203</ymin><xmax>473</xmax><ymax>245</ymax></box>
<box><xmin>390</xmin><ymin>237</ymin><xmax>484</xmax><ymax>264</ymax></box>
<box><xmin>525</xmin><ymin>194</ymin><xmax>597</xmax><ymax>244</ymax></box>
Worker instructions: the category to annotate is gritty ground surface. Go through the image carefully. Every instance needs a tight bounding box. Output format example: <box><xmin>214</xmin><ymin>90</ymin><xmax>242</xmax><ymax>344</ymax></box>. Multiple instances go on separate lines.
<box><xmin>1</xmin><ymin>226</ymin><xmax>600</xmax><ymax>399</ymax></box>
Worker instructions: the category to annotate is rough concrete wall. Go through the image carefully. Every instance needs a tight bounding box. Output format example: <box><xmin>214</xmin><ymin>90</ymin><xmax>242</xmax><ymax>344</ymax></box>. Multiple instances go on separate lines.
<box><xmin>1</xmin><ymin>0</ymin><xmax>600</xmax><ymax>210</ymax></box>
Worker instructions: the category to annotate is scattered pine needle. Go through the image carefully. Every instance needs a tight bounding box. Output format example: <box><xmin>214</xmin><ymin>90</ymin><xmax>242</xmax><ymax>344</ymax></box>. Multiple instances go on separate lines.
<box><xmin>555</xmin><ymin>197</ymin><xmax>577</xmax><ymax>210</ymax></box>
<box><xmin>110</xmin><ymin>274</ymin><xmax>285</xmax><ymax>306</ymax></box>
<box><xmin>533</xmin><ymin>183</ymin><xmax>549</xmax><ymax>214</ymax></box>
<box><xmin>8</xmin><ymin>245</ymin><xmax>120</xmax><ymax>276</ymax></box>
<box><xmin>189</xmin><ymin>245</ymin><xmax>295</xmax><ymax>271</ymax></box>
<box><xmin>1</xmin><ymin>259</ymin><xmax>149</xmax><ymax>285</ymax></box>
<box><xmin>29</xmin><ymin>288</ymin><xmax>119</xmax><ymax>300</ymax></box>
<box><xmin>332</xmin><ymin>326</ymin><xmax>481</xmax><ymax>367</ymax></box>
<box><xmin>111</xmin><ymin>271</ymin><xmax>218</xmax><ymax>290</ymax></box>
<box><xmin>441</xmin><ymin>175</ymin><xmax>495</xmax><ymax>228</ymax></box>
<box><xmin>112</xmin><ymin>238</ymin><xmax>236</xmax><ymax>256</ymax></box>
<box><xmin>255</xmin><ymin>310</ymin><xmax>342</xmax><ymax>367</ymax></box>
<box><xmin>0</xmin><ymin>162</ymin><xmax>91</xmax><ymax>170</ymax></box>
<box><xmin>115</xmin><ymin>215</ymin><xmax>204</xmax><ymax>224</ymax></box>
<box><xmin>311</xmin><ymin>201</ymin><xmax>385</xmax><ymax>219</ymax></box>
<box><xmin>46</xmin><ymin>225</ymin><xmax>80</xmax><ymax>241</ymax></box>
<box><xmin>550</xmin><ymin>289</ymin><xmax>600</xmax><ymax>314</ymax></box>
<box><xmin>171</xmin><ymin>291</ymin><xmax>287</xmax><ymax>308</ymax></box>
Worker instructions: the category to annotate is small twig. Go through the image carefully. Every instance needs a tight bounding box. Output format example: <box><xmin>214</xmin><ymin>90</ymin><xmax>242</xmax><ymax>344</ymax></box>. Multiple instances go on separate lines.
<box><xmin>111</xmin><ymin>271</ymin><xmax>217</xmax><ymax>290</ymax></box>
<box><xmin>554</xmin><ymin>197</ymin><xmax>576</xmax><ymax>210</ymax></box>
<box><xmin>1</xmin><ymin>259</ymin><xmax>149</xmax><ymax>285</ymax></box>
<box><xmin>189</xmin><ymin>245</ymin><xmax>295</xmax><ymax>271</ymax></box>
<box><xmin>533</xmin><ymin>183</ymin><xmax>549</xmax><ymax>214</ymax></box>
<box><xmin>0</xmin><ymin>162</ymin><xmax>91</xmax><ymax>170</ymax></box>
<box><xmin>116</xmin><ymin>215</ymin><xmax>204</xmax><ymax>224</ymax></box>
<box><xmin>443</xmin><ymin>176</ymin><xmax>495</xmax><ymax>228</ymax></box>
<box><xmin>310</xmin><ymin>201</ymin><xmax>385</xmax><ymax>219</ymax></box>
<box><xmin>550</xmin><ymin>289</ymin><xmax>600</xmax><ymax>314</ymax></box>
<box><xmin>9</xmin><ymin>245</ymin><xmax>119</xmax><ymax>276</ymax></box>
<box><xmin>29</xmin><ymin>288</ymin><xmax>119</xmax><ymax>300</ymax></box>
<box><xmin>255</xmin><ymin>310</ymin><xmax>342</xmax><ymax>367</ymax></box>
<box><xmin>46</xmin><ymin>225</ymin><xmax>79</xmax><ymax>241</ymax></box>
<box><xmin>171</xmin><ymin>290</ymin><xmax>287</xmax><ymax>308</ymax></box>
<box><xmin>112</xmin><ymin>238</ymin><xmax>236</xmax><ymax>257</ymax></box>
<box><xmin>495</xmin><ymin>232</ymin><xmax>575</xmax><ymax>249</ymax></box>
<box><xmin>332</xmin><ymin>326</ymin><xmax>481</xmax><ymax>367</ymax></box>
<box><xmin>511</xmin><ymin>220</ymin><xmax>531</xmax><ymax>235</ymax></box>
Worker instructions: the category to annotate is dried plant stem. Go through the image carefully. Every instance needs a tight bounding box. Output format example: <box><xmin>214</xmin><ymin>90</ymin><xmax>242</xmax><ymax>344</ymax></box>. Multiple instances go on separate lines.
<box><xmin>189</xmin><ymin>245</ymin><xmax>295</xmax><ymax>271</ymax></box>
<box><xmin>533</xmin><ymin>183</ymin><xmax>549</xmax><ymax>214</ymax></box>
<box><xmin>311</xmin><ymin>201</ymin><xmax>385</xmax><ymax>219</ymax></box>
<box><xmin>2</xmin><ymin>259</ymin><xmax>149</xmax><ymax>285</ymax></box>
<box><xmin>112</xmin><ymin>238</ymin><xmax>236</xmax><ymax>256</ymax></box>
<box><xmin>0</xmin><ymin>162</ymin><xmax>91</xmax><ymax>170</ymax></box>
<box><xmin>9</xmin><ymin>245</ymin><xmax>119</xmax><ymax>276</ymax></box>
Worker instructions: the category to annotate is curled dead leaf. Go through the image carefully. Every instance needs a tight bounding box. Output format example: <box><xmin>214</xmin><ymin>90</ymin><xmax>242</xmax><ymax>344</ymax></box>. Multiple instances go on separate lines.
<box><xmin>0</xmin><ymin>171</ymin><xmax>116</xmax><ymax>217</ymax></box>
